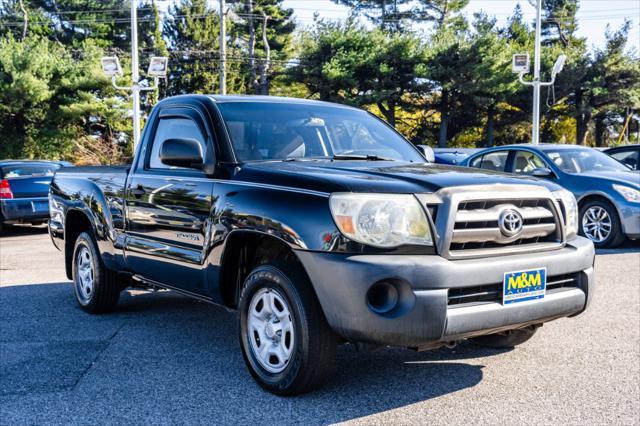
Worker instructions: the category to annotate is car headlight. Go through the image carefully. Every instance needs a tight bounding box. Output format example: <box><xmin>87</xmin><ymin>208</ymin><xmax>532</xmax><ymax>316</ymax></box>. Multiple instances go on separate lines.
<box><xmin>612</xmin><ymin>184</ymin><xmax>640</xmax><ymax>203</ymax></box>
<box><xmin>553</xmin><ymin>189</ymin><xmax>578</xmax><ymax>240</ymax></box>
<box><xmin>329</xmin><ymin>193</ymin><xmax>433</xmax><ymax>248</ymax></box>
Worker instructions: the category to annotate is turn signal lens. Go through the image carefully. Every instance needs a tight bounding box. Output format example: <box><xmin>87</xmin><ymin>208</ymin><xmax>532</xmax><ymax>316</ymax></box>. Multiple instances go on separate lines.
<box><xmin>0</xmin><ymin>179</ymin><xmax>13</xmax><ymax>199</ymax></box>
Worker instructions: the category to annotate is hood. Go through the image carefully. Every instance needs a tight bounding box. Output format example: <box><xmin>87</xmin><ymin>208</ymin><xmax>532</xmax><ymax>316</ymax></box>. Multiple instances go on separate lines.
<box><xmin>233</xmin><ymin>161</ymin><xmax>561</xmax><ymax>194</ymax></box>
<box><xmin>574</xmin><ymin>170</ymin><xmax>640</xmax><ymax>189</ymax></box>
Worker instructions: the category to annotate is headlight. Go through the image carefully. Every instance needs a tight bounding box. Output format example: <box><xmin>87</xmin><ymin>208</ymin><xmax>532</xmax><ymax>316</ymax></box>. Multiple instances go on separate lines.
<box><xmin>613</xmin><ymin>184</ymin><xmax>640</xmax><ymax>203</ymax></box>
<box><xmin>329</xmin><ymin>193</ymin><xmax>433</xmax><ymax>248</ymax></box>
<box><xmin>553</xmin><ymin>189</ymin><xmax>578</xmax><ymax>240</ymax></box>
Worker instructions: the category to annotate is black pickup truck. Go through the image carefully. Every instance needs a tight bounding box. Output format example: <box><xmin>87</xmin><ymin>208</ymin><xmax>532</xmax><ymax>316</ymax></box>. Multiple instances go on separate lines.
<box><xmin>49</xmin><ymin>95</ymin><xmax>595</xmax><ymax>395</ymax></box>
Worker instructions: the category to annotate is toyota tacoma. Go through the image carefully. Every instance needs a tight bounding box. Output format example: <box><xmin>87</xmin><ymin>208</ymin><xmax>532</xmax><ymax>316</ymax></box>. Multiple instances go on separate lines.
<box><xmin>49</xmin><ymin>95</ymin><xmax>595</xmax><ymax>395</ymax></box>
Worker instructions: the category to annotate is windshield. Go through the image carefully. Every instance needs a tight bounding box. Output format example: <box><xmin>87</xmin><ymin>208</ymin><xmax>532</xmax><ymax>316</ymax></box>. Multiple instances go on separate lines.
<box><xmin>545</xmin><ymin>148</ymin><xmax>630</xmax><ymax>174</ymax></box>
<box><xmin>216</xmin><ymin>102</ymin><xmax>425</xmax><ymax>163</ymax></box>
<box><xmin>1</xmin><ymin>164</ymin><xmax>60</xmax><ymax>178</ymax></box>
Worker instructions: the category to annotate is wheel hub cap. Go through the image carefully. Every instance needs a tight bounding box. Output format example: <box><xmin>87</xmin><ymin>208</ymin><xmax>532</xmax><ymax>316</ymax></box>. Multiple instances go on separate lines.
<box><xmin>582</xmin><ymin>206</ymin><xmax>612</xmax><ymax>243</ymax></box>
<box><xmin>75</xmin><ymin>246</ymin><xmax>94</xmax><ymax>303</ymax></box>
<box><xmin>247</xmin><ymin>288</ymin><xmax>295</xmax><ymax>374</ymax></box>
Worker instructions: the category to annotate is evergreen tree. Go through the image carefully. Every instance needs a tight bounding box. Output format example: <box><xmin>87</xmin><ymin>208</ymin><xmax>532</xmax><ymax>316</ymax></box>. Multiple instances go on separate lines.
<box><xmin>466</xmin><ymin>13</ymin><xmax>521</xmax><ymax>147</ymax></box>
<box><xmin>560</xmin><ymin>22</ymin><xmax>640</xmax><ymax>145</ymax></box>
<box><xmin>234</xmin><ymin>0</ymin><xmax>295</xmax><ymax>94</ymax></box>
<box><xmin>331</xmin><ymin>0</ymin><xmax>411</xmax><ymax>32</ymax></box>
<box><xmin>292</xmin><ymin>22</ymin><xmax>428</xmax><ymax>126</ymax></box>
<box><xmin>541</xmin><ymin>0</ymin><xmax>580</xmax><ymax>48</ymax></box>
<box><xmin>0</xmin><ymin>35</ymin><xmax>131</xmax><ymax>162</ymax></box>
<box><xmin>411</xmin><ymin>0</ymin><xmax>469</xmax><ymax>31</ymax></box>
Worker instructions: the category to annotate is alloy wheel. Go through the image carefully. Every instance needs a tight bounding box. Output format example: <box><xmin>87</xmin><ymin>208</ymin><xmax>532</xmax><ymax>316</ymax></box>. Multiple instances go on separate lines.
<box><xmin>582</xmin><ymin>206</ymin><xmax>612</xmax><ymax>243</ymax></box>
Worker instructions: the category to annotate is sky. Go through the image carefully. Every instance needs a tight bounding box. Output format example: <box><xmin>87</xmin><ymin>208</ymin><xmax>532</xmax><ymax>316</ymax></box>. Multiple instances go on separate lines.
<box><xmin>281</xmin><ymin>0</ymin><xmax>640</xmax><ymax>51</ymax></box>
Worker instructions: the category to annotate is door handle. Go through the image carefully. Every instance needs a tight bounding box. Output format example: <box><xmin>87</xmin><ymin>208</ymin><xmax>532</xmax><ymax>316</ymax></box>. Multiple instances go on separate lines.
<box><xmin>130</xmin><ymin>185</ymin><xmax>146</xmax><ymax>198</ymax></box>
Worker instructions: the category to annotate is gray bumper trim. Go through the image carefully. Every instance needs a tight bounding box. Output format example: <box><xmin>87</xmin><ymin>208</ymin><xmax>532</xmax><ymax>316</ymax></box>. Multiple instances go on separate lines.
<box><xmin>296</xmin><ymin>236</ymin><xmax>595</xmax><ymax>347</ymax></box>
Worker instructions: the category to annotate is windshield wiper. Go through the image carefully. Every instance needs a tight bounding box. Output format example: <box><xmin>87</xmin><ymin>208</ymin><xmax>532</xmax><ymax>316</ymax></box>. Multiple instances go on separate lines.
<box><xmin>331</xmin><ymin>154</ymin><xmax>394</xmax><ymax>161</ymax></box>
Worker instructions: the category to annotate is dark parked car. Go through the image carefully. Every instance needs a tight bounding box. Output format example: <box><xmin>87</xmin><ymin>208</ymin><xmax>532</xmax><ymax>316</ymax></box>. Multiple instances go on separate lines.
<box><xmin>462</xmin><ymin>144</ymin><xmax>640</xmax><ymax>248</ymax></box>
<box><xmin>50</xmin><ymin>96</ymin><xmax>594</xmax><ymax>395</ymax></box>
<box><xmin>433</xmin><ymin>148</ymin><xmax>481</xmax><ymax>165</ymax></box>
<box><xmin>604</xmin><ymin>144</ymin><xmax>639</xmax><ymax>170</ymax></box>
<box><xmin>0</xmin><ymin>160</ymin><xmax>71</xmax><ymax>232</ymax></box>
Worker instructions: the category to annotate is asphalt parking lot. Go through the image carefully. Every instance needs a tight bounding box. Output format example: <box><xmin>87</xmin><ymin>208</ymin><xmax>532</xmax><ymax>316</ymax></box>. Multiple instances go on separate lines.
<box><xmin>1</xmin><ymin>226</ymin><xmax>639</xmax><ymax>425</ymax></box>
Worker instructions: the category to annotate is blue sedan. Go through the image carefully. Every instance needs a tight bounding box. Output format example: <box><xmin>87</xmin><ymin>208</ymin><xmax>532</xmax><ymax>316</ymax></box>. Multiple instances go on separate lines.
<box><xmin>461</xmin><ymin>144</ymin><xmax>640</xmax><ymax>248</ymax></box>
<box><xmin>0</xmin><ymin>160</ymin><xmax>71</xmax><ymax>233</ymax></box>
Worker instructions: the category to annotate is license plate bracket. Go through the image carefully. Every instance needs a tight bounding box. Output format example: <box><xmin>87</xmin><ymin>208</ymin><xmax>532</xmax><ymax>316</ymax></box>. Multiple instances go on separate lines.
<box><xmin>503</xmin><ymin>267</ymin><xmax>546</xmax><ymax>305</ymax></box>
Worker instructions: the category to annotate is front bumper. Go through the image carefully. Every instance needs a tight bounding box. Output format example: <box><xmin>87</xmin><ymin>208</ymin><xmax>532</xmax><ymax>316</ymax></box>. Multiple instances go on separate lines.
<box><xmin>0</xmin><ymin>197</ymin><xmax>49</xmax><ymax>223</ymax></box>
<box><xmin>296</xmin><ymin>236</ymin><xmax>595</xmax><ymax>347</ymax></box>
<box><xmin>616</xmin><ymin>202</ymin><xmax>640</xmax><ymax>238</ymax></box>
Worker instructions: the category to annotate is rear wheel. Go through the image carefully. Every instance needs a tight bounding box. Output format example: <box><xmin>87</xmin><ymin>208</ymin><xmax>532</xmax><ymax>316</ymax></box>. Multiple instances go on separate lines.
<box><xmin>238</xmin><ymin>262</ymin><xmax>337</xmax><ymax>395</ymax></box>
<box><xmin>579</xmin><ymin>199</ymin><xmax>625</xmax><ymax>248</ymax></box>
<box><xmin>470</xmin><ymin>326</ymin><xmax>538</xmax><ymax>349</ymax></box>
<box><xmin>72</xmin><ymin>232</ymin><xmax>121</xmax><ymax>314</ymax></box>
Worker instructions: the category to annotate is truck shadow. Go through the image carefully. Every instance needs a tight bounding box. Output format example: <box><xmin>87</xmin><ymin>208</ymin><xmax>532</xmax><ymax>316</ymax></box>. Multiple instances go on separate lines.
<box><xmin>0</xmin><ymin>224</ymin><xmax>49</xmax><ymax>237</ymax></box>
<box><xmin>1</xmin><ymin>282</ymin><xmax>496</xmax><ymax>424</ymax></box>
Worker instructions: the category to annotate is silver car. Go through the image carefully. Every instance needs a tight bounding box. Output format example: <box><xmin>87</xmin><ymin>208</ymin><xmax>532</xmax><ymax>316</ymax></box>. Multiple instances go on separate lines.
<box><xmin>462</xmin><ymin>144</ymin><xmax>640</xmax><ymax>248</ymax></box>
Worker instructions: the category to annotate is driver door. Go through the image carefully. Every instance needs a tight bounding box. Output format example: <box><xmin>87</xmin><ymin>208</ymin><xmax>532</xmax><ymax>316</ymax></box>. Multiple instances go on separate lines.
<box><xmin>124</xmin><ymin>106</ymin><xmax>216</xmax><ymax>295</ymax></box>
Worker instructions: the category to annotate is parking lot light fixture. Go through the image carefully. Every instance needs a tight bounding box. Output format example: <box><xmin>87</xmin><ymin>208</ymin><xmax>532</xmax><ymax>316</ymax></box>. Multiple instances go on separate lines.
<box><xmin>147</xmin><ymin>56</ymin><xmax>168</xmax><ymax>78</ymax></box>
<box><xmin>101</xmin><ymin>56</ymin><xmax>123</xmax><ymax>78</ymax></box>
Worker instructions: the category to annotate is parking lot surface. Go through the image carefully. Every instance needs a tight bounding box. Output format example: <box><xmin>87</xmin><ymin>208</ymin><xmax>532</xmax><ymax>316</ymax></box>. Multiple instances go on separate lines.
<box><xmin>1</xmin><ymin>226</ymin><xmax>639</xmax><ymax>425</ymax></box>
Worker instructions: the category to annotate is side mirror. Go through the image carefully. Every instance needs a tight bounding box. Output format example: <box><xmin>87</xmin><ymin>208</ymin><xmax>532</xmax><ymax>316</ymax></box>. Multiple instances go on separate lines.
<box><xmin>416</xmin><ymin>145</ymin><xmax>435</xmax><ymax>163</ymax></box>
<box><xmin>532</xmin><ymin>167</ymin><xmax>554</xmax><ymax>178</ymax></box>
<box><xmin>160</xmin><ymin>138</ymin><xmax>204</xmax><ymax>169</ymax></box>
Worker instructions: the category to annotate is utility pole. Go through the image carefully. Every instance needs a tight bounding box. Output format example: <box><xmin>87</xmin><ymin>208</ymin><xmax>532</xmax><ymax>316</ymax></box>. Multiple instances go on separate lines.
<box><xmin>131</xmin><ymin>0</ymin><xmax>141</xmax><ymax>149</ymax></box>
<box><xmin>531</xmin><ymin>0</ymin><xmax>542</xmax><ymax>146</ymax></box>
<box><xmin>219</xmin><ymin>0</ymin><xmax>227</xmax><ymax>95</ymax></box>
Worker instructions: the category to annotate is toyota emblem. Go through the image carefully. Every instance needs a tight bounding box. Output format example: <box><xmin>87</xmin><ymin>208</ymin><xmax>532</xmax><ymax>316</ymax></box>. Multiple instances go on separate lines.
<box><xmin>499</xmin><ymin>209</ymin><xmax>524</xmax><ymax>237</ymax></box>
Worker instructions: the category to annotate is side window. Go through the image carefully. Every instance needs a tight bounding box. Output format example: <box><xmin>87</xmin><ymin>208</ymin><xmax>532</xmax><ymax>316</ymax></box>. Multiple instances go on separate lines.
<box><xmin>513</xmin><ymin>151</ymin><xmax>546</xmax><ymax>174</ymax></box>
<box><xmin>149</xmin><ymin>117</ymin><xmax>206</xmax><ymax>169</ymax></box>
<box><xmin>470</xmin><ymin>151</ymin><xmax>508</xmax><ymax>172</ymax></box>
<box><xmin>610</xmin><ymin>149</ymin><xmax>639</xmax><ymax>170</ymax></box>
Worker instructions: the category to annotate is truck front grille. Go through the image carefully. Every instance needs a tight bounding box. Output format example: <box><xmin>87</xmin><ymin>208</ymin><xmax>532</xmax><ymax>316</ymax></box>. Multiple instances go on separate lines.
<box><xmin>448</xmin><ymin>198</ymin><xmax>563</xmax><ymax>258</ymax></box>
<box><xmin>447</xmin><ymin>273</ymin><xmax>580</xmax><ymax>307</ymax></box>
<box><xmin>419</xmin><ymin>185</ymin><xmax>567</xmax><ymax>259</ymax></box>
<box><xmin>450</xmin><ymin>199</ymin><xmax>559</xmax><ymax>251</ymax></box>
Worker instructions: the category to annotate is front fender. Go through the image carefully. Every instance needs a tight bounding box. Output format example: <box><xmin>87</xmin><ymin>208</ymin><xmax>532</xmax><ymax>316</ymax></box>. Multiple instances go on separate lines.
<box><xmin>208</xmin><ymin>183</ymin><xmax>337</xmax><ymax>253</ymax></box>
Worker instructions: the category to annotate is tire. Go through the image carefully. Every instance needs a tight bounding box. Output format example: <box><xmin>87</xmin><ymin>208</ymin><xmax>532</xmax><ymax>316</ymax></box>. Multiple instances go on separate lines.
<box><xmin>579</xmin><ymin>199</ymin><xmax>625</xmax><ymax>248</ymax></box>
<box><xmin>72</xmin><ymin>231</ymin><xmax>121</xmax><ymax>314</ymax></box>
<box><xmin>238</xmin><ymin>262</ymin><xmax>337</xmax><ymax>395</ymax></box>
<box><xmin>470</xmin><ymin>326</ymin><xmax>537</xmax><ymax>349</ymax></box>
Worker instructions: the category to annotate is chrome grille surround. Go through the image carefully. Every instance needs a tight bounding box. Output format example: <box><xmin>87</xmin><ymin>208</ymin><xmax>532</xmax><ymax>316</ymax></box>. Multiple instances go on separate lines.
<box><xmin>416</xmin><ymin>184</ymin><xmax>566</xmax><ymax>260</ymax></box>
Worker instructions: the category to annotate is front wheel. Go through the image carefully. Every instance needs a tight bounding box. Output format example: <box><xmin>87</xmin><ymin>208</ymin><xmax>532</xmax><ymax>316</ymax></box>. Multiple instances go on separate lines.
<box><xmin>579</xmin><ymin>199</ymin><xmax>625</xmax><ymax>248</ymax></box>
<box><xmin>238</xmin><ymin>262</ymin><xmax>337</xmax><ymax>395</ymax></box>
<box><xmin>470</xmin><ymin>326</ymin><xmax>538</xmax><ymax>349</ymax></box>
<box><xmin>72</xmin><ymin>232</ymin><xmax>121</xmax><ymax>314</ymax></box>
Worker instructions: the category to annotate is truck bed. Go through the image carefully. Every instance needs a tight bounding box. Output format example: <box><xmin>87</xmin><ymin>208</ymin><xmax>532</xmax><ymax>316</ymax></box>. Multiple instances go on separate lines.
<box><xmin>56</xmin><ymin>165</ymin><xmax>131</xmax><ymax>175</ymax></box>
<box><xmin>49</xmin><ymin>165</ymin><xmax>130</xmax><ymax>247</ymax></box>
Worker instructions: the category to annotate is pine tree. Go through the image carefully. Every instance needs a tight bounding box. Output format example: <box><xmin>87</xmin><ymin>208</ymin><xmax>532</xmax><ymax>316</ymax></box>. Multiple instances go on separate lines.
<box><xmin>0</xmin><ymin>35</ymin><xmax>131</xmax><ymax>162</ymax></box>
<box><xmin>331</xmin><ymin>0</ymin><xmax>411</xmax><ymax>32</ymax></box>
<box><xmin>292</xmin><ymin>22</ymin><xmax>428</xmax><ymax>126</ymax></box>
<box><xmin>234</xmin><ymin>0</ymin><xmax>295</xmax><ymax>94</ymax></box>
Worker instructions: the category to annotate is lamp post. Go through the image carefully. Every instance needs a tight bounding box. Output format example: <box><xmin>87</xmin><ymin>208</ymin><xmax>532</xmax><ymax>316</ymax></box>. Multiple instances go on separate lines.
<box><xmin>100</xmin><ymin>1</ymin><xmax>168</xmax><ymax>150</ymax></box>
<box><xmin>219</xmin><ymin>0</ymin><xmax>227</xmax><ymax>95</ymax></box>
<box><xmin>512</xmin><ymin>0</ymin><xmax>566</xmax><ymax>145</ymax></box>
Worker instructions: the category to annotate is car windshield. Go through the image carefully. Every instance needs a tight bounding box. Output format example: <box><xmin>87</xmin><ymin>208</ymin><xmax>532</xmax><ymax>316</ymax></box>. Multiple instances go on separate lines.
<box><xmin>545</xmin><ymin>148</ymin><xmax>631</xmax><ymax>174</ymax></box>
<box><xmin>1</xmin><ymin>164</ymin><xmax>60</xmax><ymax>178</ymax></box>
<box><xmin>216</xmin><ymin>102</ymin><xmax>425</xmax><ymax>163</ymax></box>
